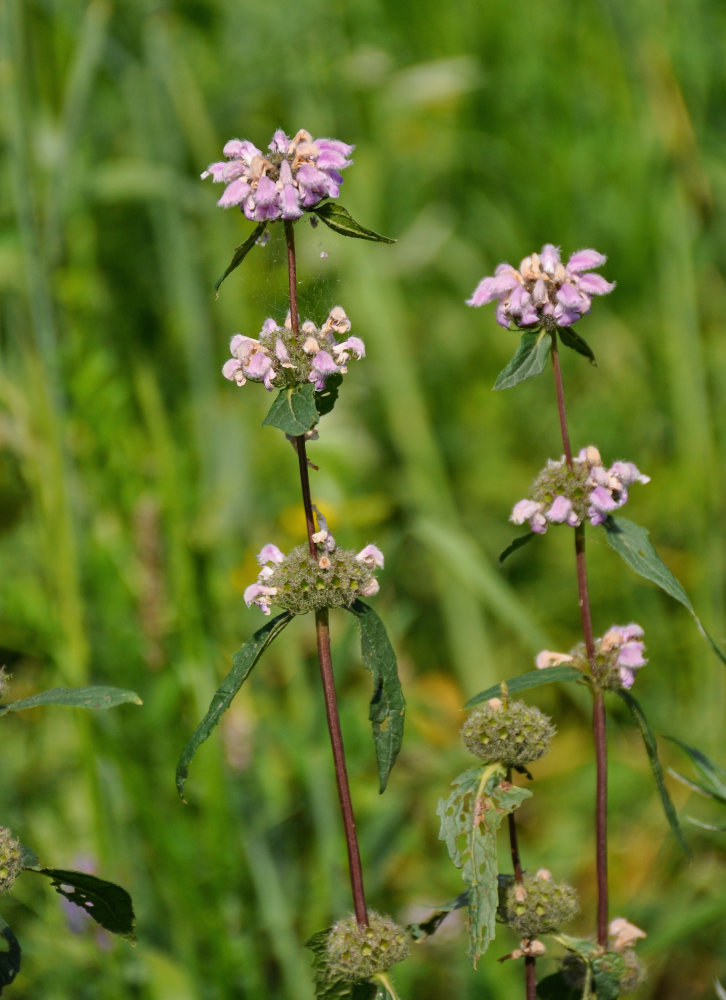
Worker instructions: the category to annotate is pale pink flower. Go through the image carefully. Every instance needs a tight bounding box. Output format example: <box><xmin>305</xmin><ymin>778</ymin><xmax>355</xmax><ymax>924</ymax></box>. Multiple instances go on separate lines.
<box><xmin>468</xmin><ymin>244</ymin><xmax>614</xmax><ymax>330</ymax></box>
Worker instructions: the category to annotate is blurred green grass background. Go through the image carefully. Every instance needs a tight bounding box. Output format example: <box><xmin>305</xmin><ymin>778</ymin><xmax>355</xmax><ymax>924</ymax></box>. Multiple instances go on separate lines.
<box><xmin>2</xmin><ymin>0</ymin><xmax>726</xmax><ymax>996</ymax></box>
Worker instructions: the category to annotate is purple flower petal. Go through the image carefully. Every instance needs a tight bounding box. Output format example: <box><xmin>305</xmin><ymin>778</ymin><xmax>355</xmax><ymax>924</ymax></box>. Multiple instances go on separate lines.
<box><xmin>540</xmin><ymin>244</ymin><xmax>562</xmax><ymax>275</ymax></box>
<box><xmin>577</xmin><ymin>272</ymin><xmax>615</xmax><ymax>295</ymax></box>
<box><xmin>567</xmin><ymin>249</ymin><xmax>607</xmax><ymax>272</ymax></box>
<box><xmin>218</xmin><ymin>178</ymin><xmax>251</xmax><ymax>208</ymax></box>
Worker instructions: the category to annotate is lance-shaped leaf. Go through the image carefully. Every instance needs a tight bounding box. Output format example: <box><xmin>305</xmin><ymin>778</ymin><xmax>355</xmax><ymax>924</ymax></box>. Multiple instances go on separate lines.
<box><xmin>666</xmin><ymin>736</ymin><xmax>726</xmax><ymax>802</ymax></box>
<box><xmin>437</xmin><ymin>765</ymin><xmax>531</xmax><ymax>967</ymax></box>
<box><xmin>348</xmin><ymin>600</ymin><xmax>405</xmax><ymax>793</ymax></box>
<box><xmin>0</xmin><ymin>917</ymin><xmax>20</xmax><ymax>990</ymax></box>
<box><xmin>464</xmin><ymin>665</ymin><xmax>585</xmax><ymax>709</ymax></box>
<box><xmin>0</xmin><ymin>686</ymin><xmax>141</xmax><ymax>717</ymax></box>
<box><xmin>214</xmin><ymin>222</ymin><xmax>267</xmax><ymax>295</ymax></box>
<box><xmin>604</xmin><ymin>515</ymin><xmax>726</xmax><ymax>665</ymax></box>
<box><xmin>617</xmin><ymin>689</ymin><xmax>689</xmax><ymax>855</ymax></box>
<box><xmin>407</xmin><ymin>890</ymin><xmax>469</xmax><ymax>941</ymax></box>
<box><xmin>558</xmin><ymin>325</ymin><xmax>596</xmax><ymax>364</ymax></box>
<box><xmin>310</xmin><ymin>203</ymin><xmax>395</xmax><ymax>244</ymax></box>
<box><xmin>499</xmin><ymin>531</ymin><xmax>537</xmax><ymax>564</ymax></box>
<box><xmin>176</xmin><ymin>611</ymin><xmax>294</xmax><ymax>799</ymax></box>
<box><xmin>26</xmin><ymin>868</ymin><xmax>135</xmax><ymax>940</ymax></box>
<box><xmin>493</xmin><ymin>329</ymin><xmax>550</xmax><ymax>390</ymax></box>
<box><xmin>306</xmin><ymin>929</ymin><xmax>378</xmax><ymax>1000</ymax></box>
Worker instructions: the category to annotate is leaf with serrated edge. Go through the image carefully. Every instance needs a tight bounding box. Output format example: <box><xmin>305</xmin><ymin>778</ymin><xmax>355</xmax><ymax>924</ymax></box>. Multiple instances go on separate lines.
<box><xmin>27</xmin><ymin>868</ymin><xmax>135</xmax><ymax>940</ymax></box>
<box><xmin>262</xmin><ymin>385</ymin><xmax>319</xmax><ymax>436</ymax></box>
<box><xmin>0</xmin><ymin>686</ymin><xmax>142</xmax><ymax>717</ymax></box>
<box><xmin>0</xmin><ymin>919</ymin><xmax>20</xmax><ymax>989</ymax></box>
<box><xmin>604</xmin><ymin>516</ymin><xmax>726</xmax><ymax>665</ymax></box>
<box><xmin>558</xmin><ymin>325</ymin><xmax>596</xmax><ymax>363</ymax></box>
<box><xmin>665</xmin><ymin>736</ymin><xmax>726</xmax><ymax>801</ymax></box>
<box><xmin>436</xmin><ymin>765</ymin><xmax>531</xmax><ymax>966</ymax></box>
<box><xmin>214</xmin><ymin>222</ymin><xmax>267</xmax><ymax>295</ymax></box>
<box><xmin>176</xmin><ymin>611</ymin><xmax>294</xmax><ymax>798</ymax></box>
<box><xmin>311</xmin><ymin>203</ymin><xmax>395</xmax><ymax>243</ymax></box>
<box><xmin>617</xmin><ymin>690</ymin><xmax>689</xmax><ymax>854</ymax></box>
<box><xmin>493</xmin><ymin>330</ymin><xmax>550</xmax><ymax>390</ymax></box>
<box><xmin>348</xmin><ymin>600</ymin><xmax>405</xmax><ymax>793</ymax></box>
<box><xmin>464</xmin><ymin>665</ymin><xmax>585</xmax><ymax>709</ymax></box>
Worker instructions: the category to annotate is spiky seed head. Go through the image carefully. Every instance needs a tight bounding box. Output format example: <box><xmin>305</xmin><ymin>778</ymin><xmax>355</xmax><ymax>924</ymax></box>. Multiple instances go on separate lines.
<box><xmin>326</xmin><ymin>912</ymin><xmax>409</xmax><ymax>982</ymax></box>
<box><xmin>461</xmin><ymin>700</ymin><xmax>555</xmax><ymax>767</ymax></box>
<box><xmin>502</xmin><ymin>871</ymin><xmax>579</xmax><ymax>937</ymax></box>
<box><xmin>0</xmin><ymin>828</ymin><xmax>23</xmax><ymax>894</ymax></box>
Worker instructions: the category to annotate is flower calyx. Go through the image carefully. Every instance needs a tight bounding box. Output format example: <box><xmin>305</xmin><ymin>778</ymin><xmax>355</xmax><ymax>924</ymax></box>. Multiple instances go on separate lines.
<box><xmin>461</xmin><ymin>698</ymin><xmax>555</xmax><ymax>768</ymax></box>
<box><xmin>325</xmin><ymin>911</ymin><xmax>409</xmax><ymax>983</ymax></box>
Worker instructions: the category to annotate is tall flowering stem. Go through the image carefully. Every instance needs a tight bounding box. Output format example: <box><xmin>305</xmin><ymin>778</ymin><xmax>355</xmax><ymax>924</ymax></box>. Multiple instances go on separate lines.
<box><xmin>506</xmin><ymin>768</ymin><xmax>537</xmax><ymax>1000</ymax></box>
<box><xmin>550</xmin><ymin>339</ymin><xmax>608</xmax><ymax>945</ymax></box>
<box><xmin>286</xmin><ymin>226</ymin><xmax>369</xmax><ymax>928</ymax></box>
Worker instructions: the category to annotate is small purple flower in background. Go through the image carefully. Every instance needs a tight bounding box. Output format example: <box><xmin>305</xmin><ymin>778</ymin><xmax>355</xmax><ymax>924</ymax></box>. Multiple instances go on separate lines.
<box><xmin>222</xmin><ymin>306</ymin><xmax>365</xmax><ymax>393</ymax></box>
<box><xmin>510</xmin><ymin>445</ymin><xmax>649</xmax><ymax>534</ymax></box>
<box><xmin>467</xmin><ymin>244</ymin><xmax>615</xmax><ymax>330</ymax></box>
<box><xmin>202</xmin><ymin>129</ymin><xmax>354</xmax><ymax>221</ymax></box>
<box><xmin>599</xmin><ymin>623</ymin><xmax>647</xmax><ymax>689</ymax></box>
<box><xmin>535</xmin><ymin>623</ymin><xmax>646</xmax><ymax>690</ymax></box>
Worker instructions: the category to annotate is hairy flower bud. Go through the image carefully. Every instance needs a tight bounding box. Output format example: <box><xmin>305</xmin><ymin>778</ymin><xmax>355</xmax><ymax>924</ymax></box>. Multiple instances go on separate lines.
<box><xmin>0</xmin><ymin>828</ymin><xmax>23</xmax><ymax>894</ymax></box>
<box><xmin>461</xmin><ymin>700</ymin><xmax>555</xmax><ymax>767</ymax></box>
<box><xmin>502</xmin><ymin>870</ymin><xmax>579</xmax><ymax>937</ymax></box>
<box><xmin>326</xmin><ymin>912</ymin><xmax>409</xmax><ymax>982</ymax></box>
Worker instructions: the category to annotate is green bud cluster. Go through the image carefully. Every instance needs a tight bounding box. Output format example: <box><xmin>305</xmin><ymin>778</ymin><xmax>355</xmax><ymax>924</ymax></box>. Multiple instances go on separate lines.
<box><xmin>267</xmin><ymin>545</ymin><xmax>375</xmax><ymax>615</ymax></box>
<box><xmin>563</xmin><ymin>950</ymin><xmax>646</xmax><ymax>996</ymax></box>
<box><xmin>326</xmin><ymin>911</ymin><xmax>409</xmax><ymax>982</ymax></box>
<box><xmin>461</xmin><ymin>699</ymin><xmax>555</xmax><ymax>767</ymax></box>
<box><xmin>503</xmin><ymin>871</ymin><xmax>579</xmax><ymax>937</ymax></box>
<box><xmin>531</xmin><ymin>457</ymin><xmax>591</xmax><ymax>522</ymax></box>
<box><xmin>0</xmin><ymin>827</ymin><xmax>23</xmax><ymax>894</ymax></box>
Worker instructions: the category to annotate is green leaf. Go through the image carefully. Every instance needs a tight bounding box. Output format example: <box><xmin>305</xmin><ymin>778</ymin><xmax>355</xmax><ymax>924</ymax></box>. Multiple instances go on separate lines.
<box><xmin>315</xmin><ymin>374</ymin><xmax>343</xmax><ymax>418</ymax></box>
<box><xmin>27</xmin><ymin>868</ymin><xmax>135</xmax><ymax>940</ymax></box>
<box><xmin>537</xmin><ymin>972</ymin><xmax>582</xmax><ymax>1000</ymax></box>
<box><xmin>604</xmin><ymin>516</ymin><xmax>726</xmax><ymax>666</ymax></box>
<box><xmin>499</xmin><ymin>531</ymin><xmax>537</xmax><ymax>564</ymax></box>
<box><xmin>0</xmin><ymin>685</ymin><xmax>142</xmax><ymax>717</ymax></box>
<box><xmin>310</xmin><ymin>203</ymin><xmax>395</xmax><ymax>243</ymax></box>
<box><xmin>214</xmin><ymin>222</ymin><xmax>267</xmax><ymax>295</ymax></box>
<box><xmin>464</xmin><ymin>665</ymin><xmax>586</xmax><ymax>709</ymax></box>
<box><xmin>665</xmin><ymin>736</ymin><xmax>726</xmax><ymax>802</ymax></box>
<box><xmin>176</xmin><ymin>611</ymin><xmax>294</xmax><ymax>799</ymax></box>
<box><xmin>262</xmin><ymin>384</ymin><xmax>319</xmax><ymax>436</ymax></box>
<box><xmin>348</xmin><ymin>600</ymin><xmax>405</xmax><ymax>793</ymax></box>
<box><xmin>406</xmin><ymin>890</ymin><xmax>469</xmax><ymax>941</ymax></box>
<box><xmin>592</xmin><ymin>953</ymin><xmax>626</xmax><ymax>1000</ymax></box>
<box><xmin>0</xmin><ymin>917</ymin><xmax>20</xmax><ymax>989</ymax></box>
<box><xmin>558</xmin><ymin>325</ymin><xmax>596</xmax><ymax>364</ymax></box>
<box><xmin>437</xmin><ymin>765</ymin><xmax>531</xmax><ymax>967</ymax></box>
<box><xmin>617</xmin><ymin>689</ymin><xmax>689</xmax><ymax>855</ymax></box>
<box><xmin>493</xmin><ymin>330</ymin><xmax>550</xmax><ymax>390</ymax></box>
<box><xmin>306</xmin><ymin>928</ymin><xmax>378</xmax><ymax>1000</ymax></box>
